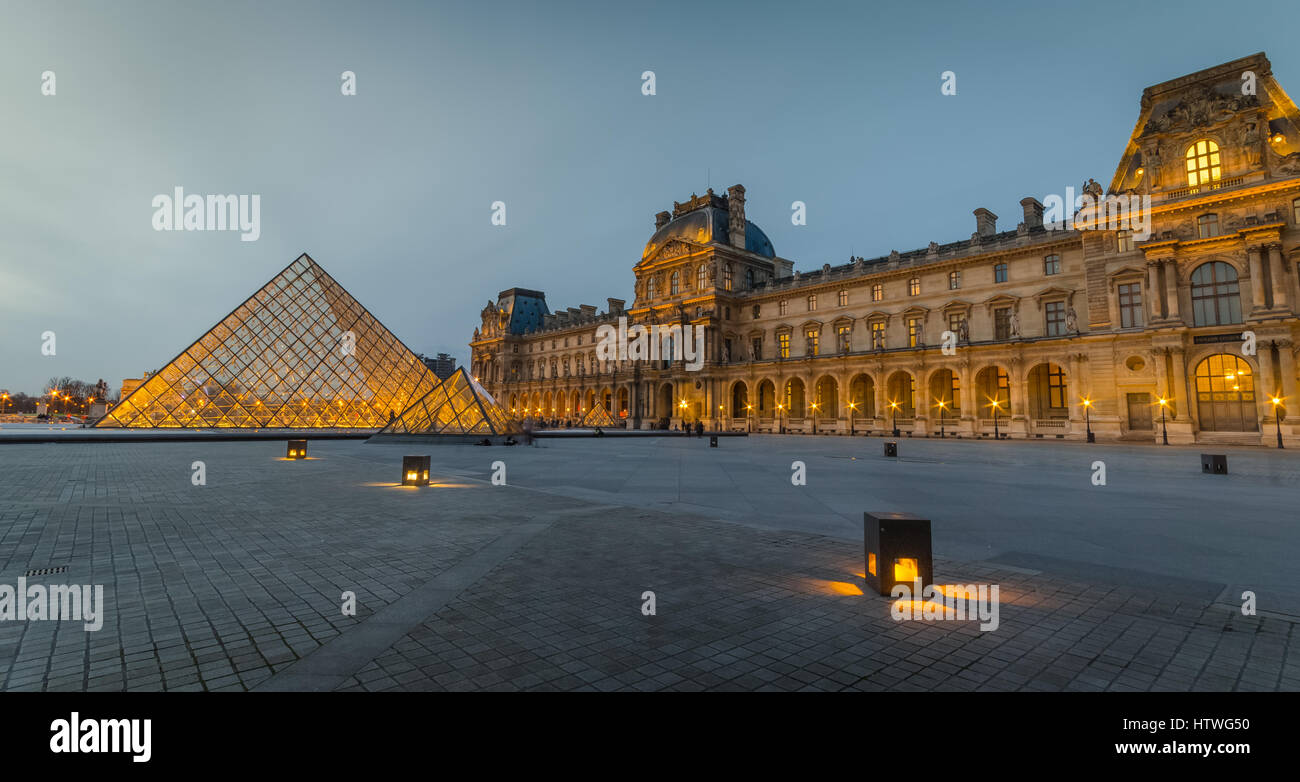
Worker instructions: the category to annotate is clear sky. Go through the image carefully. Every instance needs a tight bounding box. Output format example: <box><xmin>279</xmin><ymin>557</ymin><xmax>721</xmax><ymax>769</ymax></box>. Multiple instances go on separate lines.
<box><xmin>2</xmin><ymin>0</ymin><xmax>1298</xmax><ymax>396</ymax></box>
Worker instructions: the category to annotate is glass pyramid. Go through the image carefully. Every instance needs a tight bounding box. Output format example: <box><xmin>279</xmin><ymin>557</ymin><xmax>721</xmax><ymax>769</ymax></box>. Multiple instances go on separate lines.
<box><xmin>579</xmin><ymin>403</ymin><xmax>617</xmax><ymax>428</ymax></box>
<box><xmin>95</xmin><ymin>254</ymin><xmax>442</xmax><ymax>429</ymax></box>
<box><xmin>379</xmin><ymin>368</ymin><xmax>520</xmax><ymax>436</ymax></box>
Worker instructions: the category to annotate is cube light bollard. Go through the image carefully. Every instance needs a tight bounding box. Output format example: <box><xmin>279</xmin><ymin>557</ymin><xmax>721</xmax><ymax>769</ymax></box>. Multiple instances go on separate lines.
<box><xmin>883</xmin><ymin>441</ymin><xmax>898</xmax><ymax>458</ymax></box>
<box><xmin>1201</xmin><ymin>453</ymin><xmax>1228</xmax><ymax>475</ymax></box>
<box><xmin>402</xmin><ymin>455</ymin><xmax>431</xmax><ymax>486</ymax></box>
<box><xmin>286</xmin><ymin>439</ymin><xmax>307</xmax><ymax>459</ymax></box>
<box><xmin>709</xmin><ymin>435</ymin><xmax>718</xmax><ymax>447</ymax></box>
<box><xmin>864</xmin><ymin>512</ymin><xmax>933</xmax><ymax>596</ymax></box>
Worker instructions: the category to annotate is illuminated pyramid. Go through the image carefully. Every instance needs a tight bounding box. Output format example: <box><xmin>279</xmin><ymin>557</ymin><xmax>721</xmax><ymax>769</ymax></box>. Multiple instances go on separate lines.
<box><xmin>96</xmin><ymin>254</ymin><xmax>442</xmax><ymax>429</ymax></box>
<box><xmin>377</xmin><ymin>368</ymin><xmax>520</xmax><ymax>436</ymax></box>
<box><xmin>578</xmin><ymin>403</ymin><xmax>616</xmax><ymax>428</ymax></box>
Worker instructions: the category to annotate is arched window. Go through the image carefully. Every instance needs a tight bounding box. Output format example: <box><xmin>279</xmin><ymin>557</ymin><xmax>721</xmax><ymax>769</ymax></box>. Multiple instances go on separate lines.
<box><xmin>670</xmin><ymin>270</ymin><xmax>680</xmax><ymax>295</ymax></box>
<box><xmin>1186</xmin><ymin>140</ymin><xmax>1221</xmax><ymax>187</ymax></box>
<box><xmin>697</xmin><ymin>265</ymin><xmax>707</xmax><ymax>290</ymax></box>
<box><xmin>1195</xmin><ymin>354</ymin><xmax>1258</xmax><ymax>432</ymax></box>
<box><xmin>1190</xmin><ymin>262</ymin><xmax>1241</xmax><ymax>326</ymax></box>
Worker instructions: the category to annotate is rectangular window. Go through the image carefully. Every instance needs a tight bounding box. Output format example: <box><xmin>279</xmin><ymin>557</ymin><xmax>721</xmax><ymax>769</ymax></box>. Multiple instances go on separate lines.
<box><xmin>805</xmin><ymin>330</ymin><xmax>819</xmax><ymax>356</ymax></box>
<box><xmin>948</xmin><ymin>313</ymin><xmax>963</xmax><ymax>334</ymax></box>
<box><xmin>838</xmin><ymin>290</ymin><xmax>848</xmax><ymax>307</ymax></box>
<box><xmin>1197</xmin><ymin>214</ymin><xmax>1219</xmax><ymax>239</ymax></box>
<box><xmin>723</xmin><ymin>264</ymin><xmax>733</xmax><ymax>291</ymax></box>
<box><xmin>871</xmin><ymin>322</ymin><xmax>885</xmax><ymax>349</ymax></box>
<box><xmin>1044</xmin><ymin>254</ymin><xmax>1061</xmax><ymax>275</ymax></box>
<box><xmin>1045</xmin><ymin>301</ymin><xmax>1066</xmax><ymax>336</ymax></box>
<box><xmin>1048</xmin><ymin>365</ymin><xmax>1067</xmax><ymax>410</ymax></box>
<box><xmin>724</xmin><ymin>338</ymin><xmax>733</xmax><ymax>363</ymax></box>
<box><xmin>948</xmin><ymin>270</ymin><xmax>961</xmax><ymax>290</ymax></box>
<box><xmin>778</xmin><ymin>333</ymin><xmax>790</xmax><ymax>358</ymax></box>
<box><xmin>779</xmin><ymin>300</ymin><xmax>788</xmax><ymax>316</ymax></box>
<box><xmin>751</xmin><ymin>337</ymin><xmax>762</xmax><ymax>361</ymax></box>
<box><xmin>907</xmin><ymin>318</ymin><xmax>921</xmax><ymax>347</ymax></box>
<box><xmin>908</xmin><ymin>278</ymin><xmax>920</xmax><ymax>296</ymax></box>
<box><xmin>807</xmin><ymin>294</ymin><xmax>817</xmax><ymax>311</ymax></box>
<box><xmin>1117</xmin><ymin>230</ymin><xmax>1133</xmax><ymax>253</ymax></box>
<box><xmin>994</xmin><ymin>262</ymin><xmax>1008</xmax><ymax>283</ymax></box>
<box><xmin>1118</xmin><ymin>282</ymin><xmax>1143</xmax><ymax>329</ymax></box>
<box><xmin>872</xmin><ymin>284</ymin><xmax>883</xmax><ymax>302</ymax></box>
<box><xmin>994</xmin><ymin>307</ymin><xmax>1011</xmax><ymax>340</ymax></box>
<box><xmin>837</xmin><ymin>325</ymin><xmax>851</xmax><ymax>353</ymax></box>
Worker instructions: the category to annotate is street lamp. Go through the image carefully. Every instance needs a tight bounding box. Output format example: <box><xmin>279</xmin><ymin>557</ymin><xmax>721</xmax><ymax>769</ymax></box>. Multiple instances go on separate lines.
<box><xmin>889</xmin><ymin>401</ymin><xmax>900</xmax><ymax>438</ymax></box>
<box><xmin>746</xmin><ymin>403</ymin><xmax>753</xmax><ymax>434</ymax></box>
<box><xmin>848</xmin><ymin>401</ymin><xmax>856</xmax><ymax>435</ymax></box>
<box><xmin>1271</xmin><ymin>396</ymin><xmax>1284</xmax><ymax>449</ymax></box>
<box><xmin>1157</xmin><ymin>396</ymin><xmax>1169</xmax><ymax>445</ymax></box>
<box><xmin>1082</xmin><ymin>397</ymin><xmax>1094</xmax><ymax>443</ymax></box>
<box><xmin>989</xmin><ymin>398</ymin><xmax>1002</xmax><ymax>440</ymax></box>
<box><xmin>777</xmin><ymin>403</ymin><xmax>785</xmax><ymax>434</ymax></box>
<box><xmin>935</xmin><ymin>399</ymin><xmax>947</xmax><ymax>438</ymax></box>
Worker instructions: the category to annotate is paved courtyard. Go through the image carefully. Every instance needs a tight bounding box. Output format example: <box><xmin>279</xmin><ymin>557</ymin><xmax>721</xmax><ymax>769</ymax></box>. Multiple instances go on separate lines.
<box><xmin>0</xmin><ymin>434</ymin><xmax>1296</xmax><ymax>691</ymax></box>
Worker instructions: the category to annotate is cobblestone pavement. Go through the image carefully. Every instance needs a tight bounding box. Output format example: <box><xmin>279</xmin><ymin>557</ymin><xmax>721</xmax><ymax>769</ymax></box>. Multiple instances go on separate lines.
<box><xmin>0</xmin><ymin>438</ymin><xmax>1295</xmax><ymax>691</ymax></box>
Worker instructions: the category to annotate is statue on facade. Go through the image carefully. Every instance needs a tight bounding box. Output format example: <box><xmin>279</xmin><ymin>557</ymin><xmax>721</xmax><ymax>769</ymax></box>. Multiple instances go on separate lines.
<box><xmin>1242</xmin><ymin>121</ymin><xmax>1262</xmax><ymax>167</ymax></box>
<box><xmin>914</xmin><ymin>321</ymin><xmax>925</xmax><ymax>347</ymax></box>
<box><xmin>1066</xmin><ymin>307</ymin><xmax>1079</xmax><ymax>335</ymax></box>
<box><xmin>1010</xmin><ymin>311</ymin><xmax>1022</xmax><ymax>339</ymax></box>
<box><xmin>958</xmin><ymin>318</ymin><xmax>969</xmax><ymax>344</ymax></box>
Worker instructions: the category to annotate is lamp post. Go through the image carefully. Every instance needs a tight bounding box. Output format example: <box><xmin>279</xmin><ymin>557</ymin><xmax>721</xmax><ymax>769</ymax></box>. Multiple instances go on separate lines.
<box><xmin>810</xmin><ymin>402</ymin><xmax>819</xmax><ymax>434</ymax></box>
<box><xmin>848</xmin><ymin>401</ymin><xmax>856</xmax><ymax>435</ymax></box>
<box><xmin>1271</xmin><ymin>396</ymin><xmax>1284</xmax><ymax>449</ymax></box>
<box><xmin>1083</xmin><ymin>398</ymin><xmax>1094</xmax><ymax>443</ymax></box>
<box><xmin>746</xmin><ymin>403</ymin><xmax>753</xmax><ymax>434</ymax></box>
<box><xmin>1</xmin><ymin>393</ymin><xmax>8</xmax><ymax>418</ymax></box>
<box><xmin>890</xmin><ymin>401</ymin><xmax>900</xmax><ymax>438</ymax></box>
<box><xmin>989</xmin><ymin>399</ymin><xmax>1001</xmax><ymax>440</ymax></box>
<box><xmin>936</xmin><ymin>399</ymin><xmax>947</xmax><ymax>438</ymax></box>
<box><xmin>777</xmin><ymin>403</ymin><xmax>785</xmax><ymax>434</ymax></box>
<box><xmin>1157</xmin><ymin>396</ymin><xmax>1169</xmax><ymax>445</ymax></box>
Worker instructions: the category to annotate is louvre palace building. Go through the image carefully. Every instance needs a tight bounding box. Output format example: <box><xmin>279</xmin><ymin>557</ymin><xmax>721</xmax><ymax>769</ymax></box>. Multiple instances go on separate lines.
<box><xmin>471</xmin><ymin>53</ymin><xmax>1300</xmax><ymax>445</ymax></box>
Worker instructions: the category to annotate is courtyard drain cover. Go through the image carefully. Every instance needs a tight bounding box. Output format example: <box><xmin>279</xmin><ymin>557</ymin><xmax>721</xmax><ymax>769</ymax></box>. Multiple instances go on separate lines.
<box><xmin>24</xmin><ymin>566</ymin><xmax>68</xmax><ymax>577</ymax></box>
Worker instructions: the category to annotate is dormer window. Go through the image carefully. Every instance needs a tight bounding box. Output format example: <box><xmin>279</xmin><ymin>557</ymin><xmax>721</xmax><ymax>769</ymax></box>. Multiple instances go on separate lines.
<box><xmin>1197</xmin><ymin>213</ymin><xmax>1219</xmax><ymax>239</ymax></box>
<box><xmin>1186</xmin><ymin>140</ymin><xmax>1221</xmax><ymax>187</ymax></box>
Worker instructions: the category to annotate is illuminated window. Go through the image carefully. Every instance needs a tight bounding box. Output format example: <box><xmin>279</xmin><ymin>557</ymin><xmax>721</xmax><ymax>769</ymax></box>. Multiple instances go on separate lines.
<box><xmin>994</xmin><ymin>262</ymin><xmax>1007</xmax><ymax>283</ymax></box>
<box><xmin>697</xmin><ymin>265</ymin><xmax>707</xmax><ymax>290</ymax></box>
<box><xmin>837</xmin><ymin>324</ymin><xmax>851</xmax><ymax>353</ymax></box>
<box><xmin>1044</xmin><ymin>254</ymin><xmax>1061</xmax><ymax>275</ymax></box>
<box><xmin>1197</xmin><ymin>213</ymin><xmax>1219</xmax><ymax>239</ymax></box>
<box><xmin>778</xmin><ymin>333</ymin><xmax>790</xmax><ymax>358</ymax></box>
<box><xmin>723</xmin><ymin>264</ymin><xmax>733</xmax><ymax>291</ymax></box>
<box><xmin>805</xmin><ymin>329</ymin><xmax>819</xmax><ymax>356</ymax></box>
<box><xmin>670</xmin><ymin>271</ymin><xmax>680</xmax><ymax>295</ymax></box>
<box><xmin>871</xmin><ymin>322</ymin><xmax>885</xmax><ymax>349</ymax></box>
<box><xmin>948</xmin><ymin>312</ymin><xmax>963</xmax><ymax>334</ymax></box>
<box><xmin>907</xmin><ymin>318</ymin><xmax>921</xmax><ymax>347</ymax></box>
<box><xmin>908</xmin><ymin>278</ymin><xmax>920</xmax><ymax>296</ymax></box>
<box><xmin>807</xmin><ymin>294</ymin><xmax>817</xmax><ymax>311</ymax></box>
<box><xmin>838</xmin><ymin>290</ymin><xmax>848</xmax><ymax>307</ymax></box>
<box><xmin>1118</xmin><ymin>282</ymin><xmax>1143</xmax><ymax>328</ymax></box>
<box><xmin>779</xmin><ymin>299</ymin><xmax>788</xmax><ymax>316</ymax></box>
<box><xmin>948</xmin><ymin>270</ymin><xmax>961</xmax><ymax>290</ymax></box>
<box><xmin>872</xmin><ymin>283</ymin><xmax>883</xmax><ymax>302</ymax></box>
<box><xmin>1185</xmin><ymin>139</ymin><xmax>1221</xmax><ymax>188</ymax></box>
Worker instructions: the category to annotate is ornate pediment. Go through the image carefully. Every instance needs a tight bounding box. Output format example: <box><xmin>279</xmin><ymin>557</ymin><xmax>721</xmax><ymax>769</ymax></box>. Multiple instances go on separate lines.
<box><xmin>1140</xmin><ymin>85</ymin><xmax>1259</xmax><ymax>138</ymax></box>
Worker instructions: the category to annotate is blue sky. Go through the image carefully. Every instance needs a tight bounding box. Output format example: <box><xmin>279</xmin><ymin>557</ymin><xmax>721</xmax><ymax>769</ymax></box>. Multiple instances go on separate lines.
<box><xmin>2</xmin><ymin>0</ymin><xmax>1298</xmax><ymax>395</ymax></box>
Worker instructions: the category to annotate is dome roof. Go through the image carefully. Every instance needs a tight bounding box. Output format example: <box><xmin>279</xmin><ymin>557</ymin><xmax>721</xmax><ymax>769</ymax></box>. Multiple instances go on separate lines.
<box><xmin>641</xmin><ymin>207</ymin><xmax>775</xmax><ymax>262</ymax></box>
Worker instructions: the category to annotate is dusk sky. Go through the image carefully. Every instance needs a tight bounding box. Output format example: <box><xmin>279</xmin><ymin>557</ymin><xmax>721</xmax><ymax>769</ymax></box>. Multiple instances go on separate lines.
<box><xmin>3</xmin><ymin>0</ymin><xmax>1298</xmax><ymax>396</ymax></box>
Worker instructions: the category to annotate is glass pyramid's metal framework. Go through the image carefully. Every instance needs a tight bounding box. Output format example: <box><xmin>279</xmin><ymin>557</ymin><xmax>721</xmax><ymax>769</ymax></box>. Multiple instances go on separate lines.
<box><xmin>378</xmin><ymin>368</ymin><xmax>519</xmax><ymax>436</ymax></box>
<box><xmin>95</xmin><ymin>254</ymin><xmax>441</xmax><ymax>429</ymax></box>
<box><xmin>579</xmin><ymin>403</ymin><xmax>617</xmax><ymax>428</ymax></box>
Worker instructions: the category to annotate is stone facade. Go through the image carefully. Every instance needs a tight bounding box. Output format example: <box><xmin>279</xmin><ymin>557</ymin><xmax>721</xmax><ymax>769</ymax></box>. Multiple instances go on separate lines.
<box><xmin>471</xmin><ymin>53</ymin><xmax>1300</xmax><ymax>445</ymax></box>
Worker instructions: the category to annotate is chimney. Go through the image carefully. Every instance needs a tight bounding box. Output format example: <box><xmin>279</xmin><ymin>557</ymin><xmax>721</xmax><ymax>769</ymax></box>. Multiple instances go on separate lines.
<box><xmin>727</xmin><ymin>184</ymin><xmax>747</xmax><ymax>248</ymax></box>
<box><xmin>579</xmin><ymin>304</ymin><xmax>597</xmax><ymax>319</ymax></box>
<box><xmin>974</xmin><ymin>208</ymin><xmax>998</xmax><ymax>238</ymax></box>
<box><xmin>606</xmin><ymin>298</ymin><xmax>625</xmax><ymax>315</ymax></box>
<box><xmin>1020</xmin><ymin>197</ymin><xmax>1044</xmax><ymax>230</ymax></box>
<box><xmin>655</xmin><ymin>211</ymin><xmax>671</xmax><ymax>230</ymax></box>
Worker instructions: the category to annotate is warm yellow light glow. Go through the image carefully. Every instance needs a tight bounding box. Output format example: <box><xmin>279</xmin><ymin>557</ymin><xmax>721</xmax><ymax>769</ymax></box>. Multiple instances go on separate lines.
<box><xmin>1158</xmin><ymin>397</ymin><xmax>1169</xmax><ymax>407</ymax></box>
<box><xmin>867</xmin><ymin>552</ymin><xmax>876</xmax><ymax>576</ymax></box>
<box><xmin>1273</xmin><ymin>133</ymin><xmax>1286</xmax><ymax>143</ymax></box>
<box><xmin>1136</xmin><ymin>167</ymin><xmax>1145</xmax><ymax>176</ymax></box>
<box><xmin>894</xmin><ymin>558</ymin><xmax>919</xmax><ymax>582</ymax></box>
<box><xmin>821</xmin><ymin>580</ymin><xmax>864</xmax><ymax>596</ymax></box>
<box><xmin>1082</xmin><ymin>398</ymin><xmax>1092</xmax><ymax>407</ymax></box>
<box><xmin>406</xmin><ymin>471</ymin><xmax>417</xmax><ymax>481</ymax></box>
<box><xmin>1272</xmin><ymin>396</ymin><xmax>1282</xmax><ymax>406</ymax></box>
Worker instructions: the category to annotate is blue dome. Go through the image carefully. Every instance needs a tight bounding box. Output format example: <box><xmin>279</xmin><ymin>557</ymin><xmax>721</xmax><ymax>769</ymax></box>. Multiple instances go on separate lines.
<box><xmin>642</xmin><ymin>207</ymin><xmax>774</xmax><ymax>262</ymax></box>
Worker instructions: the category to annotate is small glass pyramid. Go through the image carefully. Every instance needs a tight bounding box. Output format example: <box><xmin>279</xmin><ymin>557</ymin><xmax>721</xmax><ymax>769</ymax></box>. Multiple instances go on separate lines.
<box><xmin>579</xmin><ymin>403</ymin><xmax>617</xmax><ymax>428</ymax></box>
<box><xmin>379</xmin><ymin>368</ymin><xmax>520</xmax><ymax>436</ymax></box>
<box><xmin>95</xmin><ymin>254</ymin><xmax>442</xmax><ymax>429</ymax></box>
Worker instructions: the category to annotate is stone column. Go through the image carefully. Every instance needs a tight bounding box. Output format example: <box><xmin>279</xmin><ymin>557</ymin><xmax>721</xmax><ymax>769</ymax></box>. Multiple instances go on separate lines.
<box><xmin>1147</xmin><ymin>262</ymin><xmax>1164</xmax><ymax>319</ymax></box>
<box><xmin>1164</xmin><ymin>259</ymin><xmax>1181</xmax><ymax>322</ymax></box>
<box><xmin>1278</xmin><ymin>340</ymin><xmax>1299</xmax><ymax>422</ymax></box>
<box><xmin>874</xmin><ymin>370</ymin><xmax>887</xmax><ymax>427</ymax></box>
<box><xmin>1170</xmin><ymin>347</ymin><xmax>1190</xmax><ymax>422</ymax></box>
<box><xmin>1269</xmin><ymin>243</ymin><xmax>1291</xmax><ymax>312</ymax></box>
<box><xmin>1247</xmin><ymin>244</ymin><xmax>1269</xmax><ymax>313</ymax></box>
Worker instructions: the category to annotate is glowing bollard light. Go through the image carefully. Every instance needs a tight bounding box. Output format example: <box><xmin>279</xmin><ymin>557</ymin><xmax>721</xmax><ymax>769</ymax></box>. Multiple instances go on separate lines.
<box><xmin>402</xmin><ymin>455</ymin><xmax>431</xmax><ymax>486</ymax></box>
<box><xmin>864</xmin><ymin>512</ymin><xmax>933</xmax><ymax>596</ymax></box>
<box><xmin>286</xmin><ymin>439</ymin><xmax>307</xmax><ymax>459</ymax></box>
